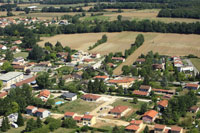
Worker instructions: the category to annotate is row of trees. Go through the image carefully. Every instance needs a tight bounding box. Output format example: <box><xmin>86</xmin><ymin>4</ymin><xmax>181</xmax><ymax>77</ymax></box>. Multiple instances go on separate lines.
<box><xmin>41</xmin><ymin>6</ymin><xmax>84</xmax><ymax>12</ymax></box>
<box><xmin>158</xmin><ymin>8</ymin><xmax>200</xmax><ymax>19</ymax></box>
<box><xmin>89</xmin><ymin>34</ymin><xmax>107</xmax><ymax>50</ymax></box>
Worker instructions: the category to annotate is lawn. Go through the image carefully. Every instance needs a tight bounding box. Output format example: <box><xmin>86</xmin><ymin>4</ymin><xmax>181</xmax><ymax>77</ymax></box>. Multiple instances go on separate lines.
<box><xmin>54</xmin><ymin>128</ymin><xmax>76</xmax><ymax>133</ymax></box>
<box><xmin>55</xmin><ymin>99</ymin><xmax>103</xmax><ymax>114</ymax></box>
<box><xmin>6</xmin><ymin>125</ymin><xmax>25</xmax><ymax>133</ymax></box>
<box><xmin>14</xmin><ymin>52</ymin><xmax>29</xmax><ymax>58</ymax></box>
<box><xmin>190</xmin><ymin>58</ymin><xmax>200</xmax><ymax>71</ymax></box>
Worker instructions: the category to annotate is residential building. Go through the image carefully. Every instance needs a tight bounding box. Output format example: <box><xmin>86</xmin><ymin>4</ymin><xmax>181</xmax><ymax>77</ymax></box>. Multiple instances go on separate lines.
<box><xmin>170</xmin><ymin>126</ymin><xmax>183</xmax><ymax>133</ymax></box>
<box><xmin>152</xmin><ymin>88</ymin><xmax>175</xmax><ymax>95</ymax></box>
<box><xmin>109</xmin><ymin>106</ymin><xmax>129</xmax><ymax>117</ymax></box>
<box><xmin>157</xmin><ymin>100</ymin><xmax>168</xmax><ymax>111</ymax></box>
<box><xmin>38</xmin><ymin>89</ymin><xmax>51</xmax><ymax>101</ymax></box>
<box><xmin>94</xmin><ymin>75</ymin><xmax>109</xmax><ymax>81</ymax></box>
<box><xmin>189</xmin><ymin>106</ymin><xmax>199</xmax><ymax>113</ymax></box>
<box><xmin>0</xmin><ymin>91</ymin><xmax>8</xmax><ymax>99</ymax></box>
<box><xmin>35</xmin><ymin>108</ymin><xmax>51</xmax><ymax>119</ymax></box>
<box><xmin>61</xmin><ymin>92</ymin><xmax>77</xmax><ymax>101</ymax></box>
<box><xmin>13</xmin><ymin>57</ymin><xmax>25</xmax><ymax>64</ymax></box>
<box><xmin>13</xmin><ymin>65</ymin><xmax>27</xmax><ymax>71</ymax></box>
<box><xmin>154</xmin><ymin>124</ymin><xmax>166</xmax><ymax>133</ymax></box>
<box><xmin>74</xmin><ymin>116</ymin><xmax>82</xmax><ymax>123</ymax></box>
<box><xmin>185</xmin><ymin>83</ymin><xmax>199</xmax><ymax>90</ymax></box>
<box><xmin>64</xmin><ymin>112</ymin><xmax>76</xmax><ymax>118</ymax></box>
<box><xmin>13</xmin><ymin>75</ymin><xmax>37</xmax><ymax>88</ymax></box>
<box><xmin>81</xmin><ymin>94</ymin><xmax>101</xmax><ymax>102</ymax></box>
<box><xmin>139</xmin><ymin>85</ymin><xmax>152</xmax><ymax>93</ymax></box>
<box><xmin>0</xmin><ymin>44</ymin><xmax>7</xmax><ymax>50</ymax></box>
<box><xmin>91</xmin><ymin>53</ymin><xmax>100</xmax><ymax>58</ymax></box>
<box><xmin>152</xmin><ymin>64</ymin><xmax>165</xmax><ymax>70</ymax></box>
<box><xmin>82</xmin><ymin>115</ymin><xmax>96</xmax><ymax>126</ymax></box>
<box><xmin>126</xmin><ymin>120</ymin><xmax>143</xmax><ymax>132</ymax></box>
<box><xmin>125</xmin><ymin>125</ymin><xmax>140</xmax><ymax>133</ymax></box>
<box><xmin>108</xmin><ymin>77</ymin><xmax>135</xmax><ymax>88</ymax></box>
<box><xmin>0</xmin><ymin>72</ymin><xmax>23</xmax><ymax>88</ymax></box>
<box><xmin>112</xmin><ymin>57</ymin><xmax>125</xmax><ymax>62</ymax></box>
<box><xmin>177</xmin><ymin>66</ymin><xmax>193</xmax><ymax>72</ymax></box>
<box><xmin>26</xmin><ymin>106</ymin><xmax>38</xmax><ymax>115</ymax></box>
<box><xmin>142</xmin><ymin>110</ymin><xmax>158</xmax><ymax>123</ymax></box>
<box><xmin>135</xmin><ymin>58</ymin><xmax>145</xmax><ymax>64</ymax></box>
<box><xmin>133</xmin><ymin>90</ymin><xmax>149</xmax><ymax>96</ymax></box>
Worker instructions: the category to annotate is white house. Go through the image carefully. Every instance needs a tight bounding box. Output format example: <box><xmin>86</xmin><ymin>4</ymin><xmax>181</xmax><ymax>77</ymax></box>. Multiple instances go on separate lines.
<box><xmin>61</xmin><ymin>92</ymin><xmax>77</xmax><ymax>101</ymax></box>
<box><xmin>0</xmin><ymin>44</ymin><xmax>7</xmax><ymax>50</ymax></box>
<box><xmin>35</xmin><ymin>108</ymin><xmax>51</xmax><ymax>119</ymax></box>
<box><xmin>0</xmin><ymin>72</ymin><xmax>23</xmax><ymax>88</ymax></box>
<box><xmin>177</xmin><ymin>66</ymin><xmax>194</xmax><ymax>72</ymax></box>
<box><xmin>26</xmin><ymin>106</ymin><xmax>38</xmax><ymax>115</ymax></box>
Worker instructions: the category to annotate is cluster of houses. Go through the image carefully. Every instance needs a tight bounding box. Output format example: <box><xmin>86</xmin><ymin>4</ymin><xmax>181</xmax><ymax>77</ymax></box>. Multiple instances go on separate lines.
<box><xmin>26</xmin><ymin>106</ymin><xmax>51</xmax><ymax>119</ymax></box>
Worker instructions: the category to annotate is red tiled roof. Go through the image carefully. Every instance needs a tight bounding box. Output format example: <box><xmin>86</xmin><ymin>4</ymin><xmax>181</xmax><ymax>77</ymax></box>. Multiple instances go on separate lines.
<box><xmin>158</xmin><ymin>100</ymin><xmax>168</xmax><ymax>108</ymax></box>
<box><xmin>37</xmin><ymin>108</ymin><xmax>46</xmax><ymax>113</ymax></box>
<box><xmin>130</xmin><ymin>120</ymin><xmax>143</xmax><ymax>125</ymax></box>
<box><xmin>155</xmin><ymin>124</ymin><xmax>166</xmax><ymax>130</ymax></box>
<box><xmin>107</xmin><ymin>63</ymin><xmax>114</xmax><ymax>67</ymax></box>
<box><xmin>171</xmin><ymin>126</ymin><xmax>182</xmax><ymax>132</ymax></box>
<box><xmin>186</xmin><ymin>83</ymin><xmax>199</xmax><ymax>88</ymax></box>
<box><xmin>82</xmin><ymin>115</ymin><xmax>93</xmax><ymax>120</ymax></box>
<box><xmin>133</xmin><ymin>90</ymin><xmax>148</xmax><ymax>96</ymax></box>
<box><xmin>82</xmin><ymin>94</ymin><xmax>101</xmax><ymax>100</ymax></box>
<box><xmin>108</xmin><ymin>78</ymin><xmax>135</xmax><ymax>83</ymax></box>
<box><xmin>112</xmin><ymin>57</ymin><xmax>124</xmax><ymax>60</ymax></box>
<box><xmin>139</xmin><ymin>85</ymin><xmax>151</xmax><ymax>90</ymax></box>
<box><xmin>0</xmin><ymin>91</ymin><xmax>8</xmax><ymax>98</ymax></box>
<box><xmin>65</xmin><ymin>112</ymin><xmax>75</xmax><ymax>116</ymax></box>
<box><xmin>74</xmin><ymin>116</ymin><xmax>82</xmax><ymax>121</ymax></box>
<box><xmin>38</xmin><ymin>89</ymin><xmax>50</xmax><ymax>98</ymax></box>
<box><xmin>143</xmin><ymin>110</ymin><xmax>158</xmax><ymax>118</ymax></box>
<box><xmin>13</xmin><ymin>65</ymin><xmax>25</xmax><ymax>69</ymax></box>
<box><xmin>94</xmin><ymin>75</ymin><xmax>108</xmax><ymax>79</ymax></box>
<box><xmin>83</xmin><ymin>59</ymin><xmax>93</xmax><ymax>62</ymax></box>
<box><xmin>152</xmin><ymin>88</ymin><xmax>175</xmax><ymax>93</ymax></box>
<box><xmin>190</xmin><ymin>106</ymin><xmax>199</xmax><ymax>111</ymax></box>
<box><xmin>26</xmin><ymin>105</ymin><xmax>36</xmax><ymax>110</ymax></box>
<box><xmin>125</xmin><ymin>125</ymin><xmax>139</xmax><ymax>131</ymax></box>
<box><xmin>15</xmin><ymin>76</ymin><xmax>37</xmax><ymax>87</ymax></box>
<box><xmin>136</xmin><ymin>58</ymin><xmax>145</xmax><ymax>62</ymax></box>
<box><xmin>110</xmin><ymin>106</ymin><xmax>128</xmax><ymax>114</ymax></box>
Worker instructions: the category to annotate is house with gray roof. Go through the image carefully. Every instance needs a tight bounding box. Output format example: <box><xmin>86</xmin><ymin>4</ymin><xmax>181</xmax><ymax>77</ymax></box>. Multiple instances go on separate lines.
<box><xmin>61</xmin><ymin>92</ymin><xmax>77</xmax><ymax>101</ymax></box>
<box><xmin>0</xmin><ymin>72</ymin><xmax>23</xmax><ymax>88</ymax></box>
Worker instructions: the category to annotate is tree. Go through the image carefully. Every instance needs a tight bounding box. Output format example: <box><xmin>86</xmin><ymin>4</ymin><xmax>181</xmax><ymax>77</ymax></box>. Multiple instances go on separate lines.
<box><xmin>36</xmin><ymin>117</ymin><xmax>42</xmax><ymax>128</ymax></box>
<box><xmin>66</xmin><ymin>54</ymin><xmax>72</xmax><ymax>62</ymax></box>
<box><xmin>140</xmin><ymin>103</ymin><xmax>147</xmax><ymax>114</ymax></box>
<box><xmin>62</xmin><ymin>118</ymin><xmax>77</xmax><ymax>128</ymax></box>
<box><xmin>1</xmin><ymin>61</ymin><xmax>14</xmax><ymax>72</ymax></box>
<box><xmin>143</xmin><ymin>126</ymin><xmax>149</xmax><ymax>133</ymax></box>
<box><xmin>117</xmin><ymin>15</ymin><xmax>122</xmax><ymax>21</ymax></box>
<box><xmin>36</xmin><ymin>72</ymin><xmax>51</xmax><ymax>89</ymax></box>
<box><xmin>0</xmin><ymin>81</ymin><xmax>3</xmax><ymax>90</ymax></box>
<box><xmin>28</xmin><ymin>45</ymin><xmax>45</xmax><ymax>61</ymax></box>
<box><xmin>25</xmin><ymin>118</ymin><xmax>36</xmax><ymax>132</ymax></box>
<box><xmin>24</xmin><ymin>7</ymin><xmax>30</xmax><ymax>14</ymax></box>
<box><xmin>22</xmin><ymin>31</ymin><xmax>37</xmax><ymax>48</ymax></box>
<box><xmin>133</xmin><ymin>97</ymin><xmax>138</xmax><ymax>104</ymax></box>
<box><xmin>143</xmin><ymin>75</ymin><xmax>150</xmax><ymax>85</ymax></box>
<box><xmin>17</xmin><ymin>112</ymin><xmax>24</xmax><ymax>126</ymax></box>
<box><xmin>55</xmin><ymin>41</ymin><xmax>63</xmax><ymax>52</ymax></box>
<box><xmin>1</xmin><ymin>117</ymin><xmax>9</xmax><ymax>132</ymax></box>
<box><xmin>5</xmin><ymin>50</ymin><xmax>13</xmax><ymax>61</ymax></box>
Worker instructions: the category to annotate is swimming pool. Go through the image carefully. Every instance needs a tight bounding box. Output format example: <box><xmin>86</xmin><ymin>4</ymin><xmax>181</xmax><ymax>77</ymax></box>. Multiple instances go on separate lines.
<box><xmin>55</xmin><ymin>101</ymin><xmax>64</xmax><ymax>105</ymax></box>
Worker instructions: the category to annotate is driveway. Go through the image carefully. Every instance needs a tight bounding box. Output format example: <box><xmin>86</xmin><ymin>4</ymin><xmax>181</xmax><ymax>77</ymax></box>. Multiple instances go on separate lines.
<box><xmin>185</xmin><ymin>59</ymin><xmax>199</xmax><ymax>75</ymax></box>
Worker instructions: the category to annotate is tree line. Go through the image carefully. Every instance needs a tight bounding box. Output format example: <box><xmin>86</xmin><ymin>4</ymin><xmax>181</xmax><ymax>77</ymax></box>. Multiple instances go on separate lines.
<box><xmin>41</xmin><ymin>6</ymin><xmax>85</xmax><ymax>12</ymax></box>
<box><xmin>89</xmin><ymin>34</ymin><xmax>107</xmax><ymax>50</ymax></box>
<box><xmin>158</xmin><ymin>8</ymin><xmax>200</xmax><ymax>19</ymax></box>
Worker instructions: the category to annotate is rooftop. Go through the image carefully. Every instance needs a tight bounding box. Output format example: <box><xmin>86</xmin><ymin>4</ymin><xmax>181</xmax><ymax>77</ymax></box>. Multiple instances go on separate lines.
<box><xmin>125</xmin><ymin>125</ymin><xmax>139</xmax><ymax>131</ymax></box>
<box><xmin>158</xmin><ymin>100</ymin><xmax>168</xmax><ymax>108</ymax></box>
<box><xmin>15</xmin><ymin>76</ymin><xmax>37</xmax><ymax>87</ymax></box>
<box><xmin>133</xmin><ymin>90</ymin><xmax>148</xmax><ymax>96</ymax></box>
<box><xmin>0</xmin><ymin>72</ymin><xmax>23</xmax><ymax>81</ymax></box>
<box><xmin>82</xmin><ymin>115</ymin><xmax>93</xmax><ymax>120</ymax></box>
<box><xmin>110</xmin><ymin>106</ymin><xmax>128</xmax><ymax>114</ymax></box>
<box><xmin>143</xmin><ymin>110</ymin><xmax>158</xmax><ymax>118</ymax></box>
<box><xmin>82</xmin><ymin>94</ymin><xmax>101</xmax><ymax>100</ymax></box>
<box><xmin>171</xmin><ymin>126</ymin><xmax>182</xmax><ymax>132</ymax></box>
<box><xmin>65</xmin><ymin>112</ymin><xmax>75</xmax><ymax>116</ymax></box>
<box><xmin>155</xmin><ymin>124</ymin><xmax>166</xmax><ymax>130</ymax></box>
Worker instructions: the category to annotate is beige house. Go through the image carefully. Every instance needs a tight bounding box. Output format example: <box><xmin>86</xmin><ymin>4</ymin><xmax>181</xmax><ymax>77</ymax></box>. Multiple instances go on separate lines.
<box><xmin>0</xmin><ymin>72</ymin><xmax>23</xmax><ymax>88</ymax></box>
<box><xmin>82</xmin><ymin>115</ymin><xmax>96</xmax><ymax>126</ymax></box>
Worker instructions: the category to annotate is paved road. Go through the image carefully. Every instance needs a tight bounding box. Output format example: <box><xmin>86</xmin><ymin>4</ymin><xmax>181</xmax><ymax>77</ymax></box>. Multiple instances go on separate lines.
<box><xmin>186</xmin><ymin>59</ymin><xmax>199</xmax><ymax>75</ymax></box>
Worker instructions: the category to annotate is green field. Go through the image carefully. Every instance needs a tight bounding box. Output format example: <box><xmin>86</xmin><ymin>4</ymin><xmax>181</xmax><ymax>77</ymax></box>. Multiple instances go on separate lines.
<box><xmin>56</xmin><ymin>99</ymin><xmax>103</xmax><ymax>114</ymax></box>
<box><xmin>54</xmin><ymin>128</ymin><xmax>75</xmax><ymax>133</ymax></box>
<box><xmin>84</xmin><ymin>15</ymin><xmax>110</xmax><ymax>21</ymax></box>
<box><xmin>190</xmin><ymin>58</ymin><xmax>200</xmax><ymax>71</ymax></box>
<box><xmin>111</xmin><ymin>99</ymin><xmax>146</xmax><ymax>109</ymax></box>
<box><xmin>6</xmin><ymin>125</ymin><xmax>26</xmax><ymax>133</ymax></box>
<box><xmin>14</xmin><ymin>52</ymin><xmax>29</xmax><ymax>58</ymax></box>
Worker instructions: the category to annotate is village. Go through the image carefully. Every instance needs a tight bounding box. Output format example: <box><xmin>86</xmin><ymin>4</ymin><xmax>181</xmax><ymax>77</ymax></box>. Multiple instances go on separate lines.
<box><xmin>0</xmin><ymin>41</ymin><xmax>199</xmax><ymax>133</ymax></box>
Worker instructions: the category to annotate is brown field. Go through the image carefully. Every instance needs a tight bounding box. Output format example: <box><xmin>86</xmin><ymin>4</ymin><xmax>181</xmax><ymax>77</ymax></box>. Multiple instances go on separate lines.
<box><xmin>38</xmin><ymin>32</ymin><xmax>200</xmax><ymax>75</ymax></box>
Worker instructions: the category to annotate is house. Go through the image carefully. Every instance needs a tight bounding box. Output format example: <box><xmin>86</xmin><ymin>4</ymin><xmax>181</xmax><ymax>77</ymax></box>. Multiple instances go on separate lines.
<box><xmin>142</xmin><ymin>110</ymin><xmax>158</xmax><ymax>123</ymax></box>
<box><xmin>83</xmin><ymin>59</ymin><xmax>94</xmax><ymax>63</ymax></box>
<box><xmin>0</xmin><ymin>44</ymin><xmax>7</xmax><ymax>50</ymax></box>
<box><xmin>157</xmin><ymin>100</ymin><xmax>168</xmax><ymax>111</ymax></box>
<box><xmin>11</xmin><ymin>46</ymin><xmax>21</xmax><ymax>53</ymax></box>
<box><xmin>139</xmin><ymin>85</ymin><xmax>152</xmax><ymax>93</ymax></box>
<box><xmin>0</xmin><ymin>72</ymin><xmax>23</xmax><ymax>88</ymax></box>
<box><xmin>63</xmin><ymin>74</ymin><xmax>74</xmax><ymax>82</ymax></box>
<box><xmin>152</xmin><ymin>64</ymin><xmax>165</xmax><ymax>70</ymax></box>
<box><xmin>135</xmin><ymin>58</ymin><xmax>145</xmax><ymax>64</ymax></box>
<box><xmin>14</xmin><ymin>40</ymin><xmax>22</xmax><ymax>45</ymax></box>
<box><xmin>125</xmin><ymin>125</ymin><xmax>140</xmax><ymax>133</ymax></box>
<box><xmin>170</xmin><ymin>126</ymin><xmax>183</xmax><ymax>133</ymax></box>
<box><xmin>112</xmin><ymin>57</ymin><xmax>125</xmax><ymax>62</ymax></box>
<box><xmin>61</xmin><ymin>92</ymin><xmax>77</xmax><ymax>101</ymax></box>
<box><xmin>162</xmin><ymin>94</ymin><xmax>173</xmax><ymax>99</ymax></box>
<box><xmin>0</xmin><ymin>91</ymin><xmax>8</xmax><ymax>99</ymax></box>
<box><xmin>26</xmin><ymin>106</ymin><xmax>38</xmax><ymax>115</ymax></box>
<box><xmin>82</xmin><ymin>115</ymin><xmax>96</xmax><ymax>126</ymax></box>
<box><xmin>0</xmin><ymin>60</ymin><xmax>6</xmax><ymax>66</ymax></box>
<box><xmin>57</xmin><ymin>52</ymin><xmax>68</xmax><ymax>58</ymax></box>
<box><xmin>152</xmin><ymin>88</ymin><xmax>175</xmax><ymax>95</ymax></box>
<box><xmin>37</xmin><ymin>61</ymin><xmax>52</xmax><ymax>67</ymax></box>
<box><xmin>109</xmin><ymin>106</ymin><xmax>129</xmax><ymax>117</ymax></box>
<box><xmin>127</xmin><ymin>120</ymin><xmax>143</xmax><ymax>132</ymax></box>
<box><xmin>177</xmin><ymin>66</ymin><xmax>193</xmax><ymax>72</ymax></box>
<box><xmin>189</xmin><ymin>106</ymin><xmax>199</xmax><ymax>113</ymax></box>
<box><xmin>13</xmin><ymin>75</ymin><xmax>37</xmax><ymax>88</ymax></box>
<box><xmin>13</xmin><ymin>57</ymin><xmax>25</xmax><ymax>64</ymax></box>
<box><xmin>94</xmin><ymin>75</ymin><xmax>109</xmax><ymax>81</ymax></box>
<box><xmin>185</xmin><ymin>83</ymin><xmax>199</xmax><ymax>90</ymax></box>
<box><xmin>38</xmin><ymin>89</ymin><xmax>51</xmax><ymax>101</ymax></box>
<box><xmin>174</xmin><ymin>61</ymin><xmax>183</xmax><ymax>67</ymax></box>
<box><xmin>35</xmin><ymin>108</ymin><xmax>51</xmax><ymax>119</ymax></box>
<box><xmin>107</xmin><ymin>63</ymin><xmax>115</xmax><ymax>68</ymax></box>
<box><xmin>13</xmin><ymin>65</ymin><xmax>27</xmax><ymax>71</ymax></box>
<box><xmin>59</xmin><ymin>20</ymin><xmax>69</xmax><ymax>25</ymax></box>
<box><xmin>91</xmin><ymin>53</ymin><xmax>100</xmax><ymax>58</ymax></box>
<box><xmin>154</xmin><ymin>124</ymin><xmax>166</xmax><ymax>133</ymax></box>
<box><xmin>92</xmin><ymin>60</ymin><xmax>103</xmax><ymax>69</ymax></box>
<box><xmin>74</xmin><ymin>116</ymin><xmax>82</xmax><ymax>123</ymax></box>
<box><xmin>81</xmin><ymin>94</ymin><xmax>101</xmax><ymax>102</ymax></box>
<box><xmin>108</xmin><ymin>77</ymin><xmax>135</xmax><ymax>88</ymax></box>
<box><xmin>64</xmin><ymin>112</ymin><xmax>76</xmax><ymax>118</ymax></box>
<box><xmin>133</xmin><ymin>90</ymin><xmax>149</xmax><ymax>96</ymax></box>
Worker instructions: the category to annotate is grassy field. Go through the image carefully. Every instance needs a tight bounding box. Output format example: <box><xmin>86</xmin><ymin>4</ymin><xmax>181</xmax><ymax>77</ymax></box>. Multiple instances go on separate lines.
<box><xmin>190</xmin><ymin>58</ymin><xmax>200</xmax><ymax>71</ymax></box>
<box><xmin>14</xmin><ymin>52</ymin><xmax>29</xmax><ymax>58</ymax></box>
<box><xmin>84</xmin><ymin>15</ymin><xmax>110</xmax><ymax>21</ymax></box>
<box><xmin>111</xmin><ymin>99</ymin><xmax>145</xmax><ymax>109</ymax></box>
<box><xmin>7</xmin><ymin>125</ymin><xmax>26</xmax><ymax>133</ymax></box>
<box><xmin>54</xmin><ymin>128</ymin><xmax>75</xmax><ymax>133</ymax></box>
<box><xmin>56</xmin><ymin>99</ymin><xmax>103</xmax><ymax>114</ymax></box>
